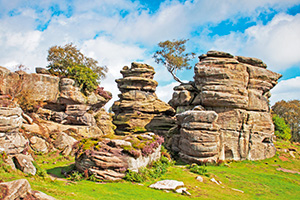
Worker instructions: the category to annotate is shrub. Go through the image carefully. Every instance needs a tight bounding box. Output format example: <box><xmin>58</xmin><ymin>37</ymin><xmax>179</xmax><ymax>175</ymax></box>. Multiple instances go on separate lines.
<box><xmin>272</xmin><ymin>114</ymin><xmax>292</xmax><ymax>141</ymax></box>
<box><xmin>67</xmin><ymin>171</ymin><xmax>83</xmax><ymax>181</ymax></box>
<box><xmin>186</xmin><ymin>164</ymin><xmax>209</xmax><ymax>177</ymax></box>
<box><xmin>124</xmin><ymin>156</ymin><xmax>174</xmax><ymax>183</ymax></box>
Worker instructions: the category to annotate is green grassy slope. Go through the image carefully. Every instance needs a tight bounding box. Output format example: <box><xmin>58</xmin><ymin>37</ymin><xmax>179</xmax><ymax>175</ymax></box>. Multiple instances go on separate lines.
<box><xmin>1</xmin><ymin>140</ymin><xmax>299</xmax><ymax>200</ymax></box>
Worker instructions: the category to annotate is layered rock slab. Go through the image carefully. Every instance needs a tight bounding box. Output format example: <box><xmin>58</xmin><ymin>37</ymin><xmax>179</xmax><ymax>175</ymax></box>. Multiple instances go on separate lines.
<box><xmin>170</xmin><ymin>51</ymin><xmax>281</xmax><ymax>162</ymax></box>
<box><xmin>0</xmin><ymin>179</ymin><xmax>56</xmax><ymax>200</ymax></box>
<box><xmin>112</xmin><ymin>62</ymin><xmax>175</xmax><ymax>135</ymax></box>
<box><xmin>74</xmin><ymin>133</ymin><xmax>163</xmax><ymax>181</ymax></box>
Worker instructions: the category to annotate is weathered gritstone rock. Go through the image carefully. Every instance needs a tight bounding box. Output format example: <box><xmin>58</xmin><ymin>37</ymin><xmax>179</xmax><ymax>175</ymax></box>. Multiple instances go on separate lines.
<box><xmin>0</xmin><ymin>68</ymin><xmax>111</xmax><ymax>126</ymax></box>
<box><xmin>0</xmin><ymin>101</ymin><xmax>28</xmax><ymax>155</ymax></box>
<box><xmin>0</xmin><ymin>179</ymin><xmax>56</xmax><ymax>200</ymax></box>
<box><xmin>113</xmin><ymin>62</ymin><xmax>176</xmax><ymax>135</ymax></box>
<box><xmin>75</xmin><ymin>133</ymin><xmax>162</xmax><ymax>181</ymax></box>
<box><xmin>170</xmin><ymin>51</ymin><xmax>281</xmax><ymax>162</ymax></box>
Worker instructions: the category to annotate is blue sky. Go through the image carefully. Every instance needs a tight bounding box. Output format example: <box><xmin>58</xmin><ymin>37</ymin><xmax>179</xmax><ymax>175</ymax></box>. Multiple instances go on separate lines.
<box><xmin>0</xmin><ymin>0</ymin><xmax>300</xmax><ymax>108</ymax></box>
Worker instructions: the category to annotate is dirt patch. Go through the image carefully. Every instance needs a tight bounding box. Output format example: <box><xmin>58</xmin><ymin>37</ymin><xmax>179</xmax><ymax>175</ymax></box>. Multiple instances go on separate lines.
<box><xmin>276</xmin><ymin>168</ymin><xmax>300</xmax><ymax>175</ymax></box>
<box><xmin>278</xmin><ymin>156</ymin><xmax>290</xmax><ymax>162</ymax></box>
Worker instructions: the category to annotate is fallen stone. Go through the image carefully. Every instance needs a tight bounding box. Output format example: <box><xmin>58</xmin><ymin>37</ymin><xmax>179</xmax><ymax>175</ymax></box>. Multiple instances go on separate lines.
<box><xmin>13</xmin><ymin>154</ymin><xmax>36</xmax><ymax>175</ymax></box>
<box><xmin>231</xmin><ymin>188</ymin><xmax>244</xmax><ymax>193</ymax></box>
<box><xmin>149</xmin><ymin>180</ymin><xmax>184</xmax><ymax>190</ymax></box>
<box><xmin>289</xmin><ymin>151</ymin><xmax>296</xmax><ymax>158</ymax></box>
<box><xmin>175</xmin><ymin>187</ymin><xmax>191</xmax><ymax>196</ymax></box>
<box><xmin>210</xmin><ymin>178</ymin><xmax>222</xmax><ymax>185</ymax></box>
<box><xmin>196</xmin><ymin>176</ymin><xmax>203</xmax><ymax>182</ymax></box>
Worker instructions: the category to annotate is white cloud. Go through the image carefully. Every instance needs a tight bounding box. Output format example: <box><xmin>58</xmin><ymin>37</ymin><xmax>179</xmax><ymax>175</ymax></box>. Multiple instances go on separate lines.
<box><xmin>270</xmin><ymin>76</ymin><xmax>300</xmax><ymax>105</ymax></box>
<box><xmin>81</xmin><ymin>37</ymin><xmax>147</xmax><ymax>109</ymax></box>
<box><xmin>210</xmin><ymin>13</ymin><xmax>300</xmax><ymax>71</ymax></box>
<box><xmin>0</xmin><ymin>0</ymin><xmax>300</xmax><ymax>110</ymax></box>
<box><xmin>156</xmin><ymin>81</ymin><xmax>180</xmax><ymax>103</ymax></box>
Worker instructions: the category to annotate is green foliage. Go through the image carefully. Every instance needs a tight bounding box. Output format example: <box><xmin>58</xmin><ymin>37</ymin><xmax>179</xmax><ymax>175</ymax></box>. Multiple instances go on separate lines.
<box><xmin>124</xmin><ymin>156</ymin><xmax>174</xmax><ymax>183</ymax></box>
<box><xmin>68</xmin><ymin>171</ymin><xmax>83</xmax><ymax>181</ymax></box>
<box><xmin>272</xmin><ymin>100</ymin><xmax>300</xmax><ymax>142</ymax></box>
<box><xmin>272</xmin><ymin>114</ymin><xmax>292</xmax><ymax>140</ymax></box>
<box><xmin>186</xmin><ymin>164</ymin><xmax>209</xmax><ymax>177</ymax></box>
<box><xmin>153</xmin><ymin>39</ymin><xmax>195</xmax><ymax>83</ymax></box>
<box><xmin>47</xmin><ymin>43</ymin><xmax>107</xmax><ymax>94</ymax></box>
<box><xmin>33</xmin><ymin>161</ymin><xmax>48</xmax><ymax>178</ymax></box>
<box><xmin>67</xmin><ymin>64</ymin><xmax>99</xmax><ymax>94</ymax></box>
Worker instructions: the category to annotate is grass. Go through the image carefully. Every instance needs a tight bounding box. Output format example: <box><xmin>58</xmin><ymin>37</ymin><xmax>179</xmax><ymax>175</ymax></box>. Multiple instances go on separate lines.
<box><xmin>0</xmin><ymin>140</ymin><xmax>299</xmax><ymax>200</ymax></box>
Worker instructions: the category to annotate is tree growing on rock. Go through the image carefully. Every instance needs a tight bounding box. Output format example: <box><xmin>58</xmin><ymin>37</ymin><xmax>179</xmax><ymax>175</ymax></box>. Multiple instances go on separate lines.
<box><xmin>272</xmin><ymin>100</ymin><xmax>300</xmax><ymax>142</ymax></box>
<box><xmin>153</xmin><ymin>39</ymin><xmax>195</xmax><ymax>84</ymax></box>
<box><xmin>47</xmin><ymin>43</ymin><xmax>107</xmax><ymax>94</ymax></box>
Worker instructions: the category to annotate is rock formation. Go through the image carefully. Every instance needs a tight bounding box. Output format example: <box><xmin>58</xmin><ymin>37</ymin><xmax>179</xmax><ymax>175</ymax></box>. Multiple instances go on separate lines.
<box><xmin>169</xmin><ymin>51</ymin><xmax>281</xmax><ymax>163</ymax></box>
<box><xmin>0</xmin><ymin>66</ymin><xmax>113</xmax><ymax>157</ymax></box>
<box><xmin>0</xmin><ymin>97</ymin><xmax>36</xmax><ymax>175</ymax></box>
<box><xmin>112</xmin><ymin>62</ymin><xmax>176</xmax><ymax>135</ymax></box>
<box><xmin>75</xmin><ymin>133</ymin><xmax>163</xmax><ymax>181</ymax></box>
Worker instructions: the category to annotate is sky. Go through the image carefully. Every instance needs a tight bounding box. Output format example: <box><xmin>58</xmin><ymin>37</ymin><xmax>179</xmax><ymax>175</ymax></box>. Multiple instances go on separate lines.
<box><xmin>0</xmin><ymin>0</ymin><xmax>300</xmax><ymax>109</ymax></box>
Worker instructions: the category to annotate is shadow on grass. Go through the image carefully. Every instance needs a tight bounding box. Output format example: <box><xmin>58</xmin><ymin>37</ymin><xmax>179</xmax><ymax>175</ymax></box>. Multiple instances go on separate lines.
<box><xmin>47</xmin><ymin>164</ymin><xmax>75</xmax><ymax>178</ymax></box>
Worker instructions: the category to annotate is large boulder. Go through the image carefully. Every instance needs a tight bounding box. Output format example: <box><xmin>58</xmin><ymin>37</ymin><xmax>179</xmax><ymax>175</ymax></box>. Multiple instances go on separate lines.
<box><xmin>0</xmin><ymin>179</ymin><xmax>56</xmax><ymax>200</ymax></box>
<box><xmin>170</xmin><ymin>51</ymin><xmax>281</xmax><ymax>162</ymax></box>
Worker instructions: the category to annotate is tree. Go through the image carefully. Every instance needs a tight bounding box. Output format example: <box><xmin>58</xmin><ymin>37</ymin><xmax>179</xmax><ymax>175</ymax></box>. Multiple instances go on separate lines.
<box><xmin>272</xmin><ymin>100</ymin><xmax>300</xmax><ymax>142</ymax></box>
<box><xmin>272</xmin><ymin>114</ymin><xmax>291</xmax><ymax>141</ymax></box>
<box><xmin>47</xmin><ymin>43</ymin><xmax>107</xmax><ymax>94</ymax></box>
<box><xmin>153</xmin><ymin>39</ymin><xmax>195</xmax><ymax>84</ymax></box>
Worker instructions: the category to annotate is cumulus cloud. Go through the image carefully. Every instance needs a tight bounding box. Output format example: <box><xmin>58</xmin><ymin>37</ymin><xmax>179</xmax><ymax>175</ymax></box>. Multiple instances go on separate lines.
<box><xmin>210</xmin><ymin>13</ymin><xmax>300</xmax><ymax>71</ymax></box>
<box><xmin>0</xmin><ymin>0</ymin><xmax>299</xmax><ymax>107</ymax></box>
<box><xmin>270</xmin><ymin>76</ymin><xmax>300</xmax><ymax>105</ymax></box>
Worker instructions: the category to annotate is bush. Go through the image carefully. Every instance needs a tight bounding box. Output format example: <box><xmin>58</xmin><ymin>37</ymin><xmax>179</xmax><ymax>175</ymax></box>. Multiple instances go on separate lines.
<box><xmin>272</xmin><ymin>114</ymin><xmax>292</xmax><ymax>141</ymax></box>
<box><xmin>67</xmin><ymin>171</ymin><xmax>83</xmax><ymax>181</ymax></box>
<box><xmin>186</xmin><ymin>164</ymin><xmax>209</xmax><ymax>177</ymax></box>
<box><xmin>124</xmin><ymin>156</ymin><xmax>174</xmax><ymax>183</ymax></box>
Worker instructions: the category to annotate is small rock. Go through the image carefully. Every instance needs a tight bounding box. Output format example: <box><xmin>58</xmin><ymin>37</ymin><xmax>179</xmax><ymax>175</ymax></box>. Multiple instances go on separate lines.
<box><xmin>176</xmin><ymin>187</ymin><xmax>191</xmax><ymax>196</ymax></box>
<box><xmin>182</xmin><ymin>189</ymin><xmax>191</xmax><ymax>196</ymax></box>
<box><xmin>196</xmin><ymin>176</ymin><xmax>203</xmax><ymax>182</ymax></box>
<box><xmin>231</xmin><ymin>188</ymin><xmax>244</xmax><ymax>193</ymax></box>
<box><xmin>289</xmin><ymin>151</ymin><xmax>295</xmax><ymax>158</ymax></box>
<box><xmin>210</xmin><ymin>178</ymin><xmax>222</xmax><ymax>185</ymax></box>
<box><xmin>149</xmin><ymin>180</ymin><xmax>184</xmax><ymax>190</ymax></box>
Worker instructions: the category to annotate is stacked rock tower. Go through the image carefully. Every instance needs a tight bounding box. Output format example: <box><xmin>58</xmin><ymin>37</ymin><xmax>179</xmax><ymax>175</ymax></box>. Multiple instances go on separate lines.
<box><xmin>112</xmin><ymin>62</ymin><xmax>176</xmax><ymax>135</ymax></box>
<box><xmin>170</xmin><ymin>51</ymin><xmax>282</xmax><ymax>163</ymax></box>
